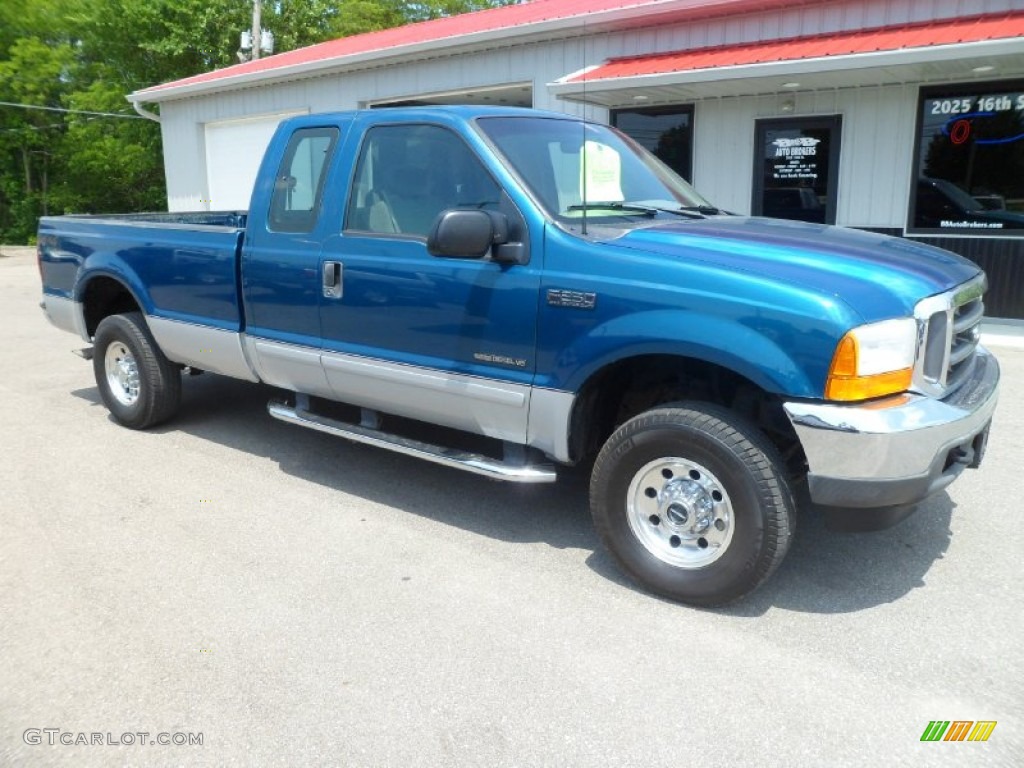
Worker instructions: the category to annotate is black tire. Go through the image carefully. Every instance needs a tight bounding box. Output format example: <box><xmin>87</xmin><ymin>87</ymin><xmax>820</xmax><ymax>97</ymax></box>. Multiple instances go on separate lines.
<box><xmin>93</xmin><ymin>312</ymin><xmax>181</xmax><ymax>429</ymax></box>
<box><xmin>590</xmin><ymin>402</ymin><xmax>795</xmax><ymax>607</ymax></box>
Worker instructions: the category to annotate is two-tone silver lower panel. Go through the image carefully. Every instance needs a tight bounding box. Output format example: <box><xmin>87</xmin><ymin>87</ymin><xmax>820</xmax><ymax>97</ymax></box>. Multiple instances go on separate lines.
<box><xmin>148</xmin><ymin>317</ymin><xmax>259</xmax><ymax>382</ymax></box>
<box><xmin>40</xmin><ymin>294</ymin><xmax>89</xmax><ymax>342</ymax></box>
<box><xmin>321</xmin><ymin>350</ymin><xmax>530</xmax><ymax>443</ymax></box>
<box><xmin>244</xmin><ymin>337</ymin><xmax>575</xmax><ymax>463</ymax></box>
<box><xmin>46</xmin><ymin>303</ymin><xmax>576</xmax><ymax>467</ymax></box>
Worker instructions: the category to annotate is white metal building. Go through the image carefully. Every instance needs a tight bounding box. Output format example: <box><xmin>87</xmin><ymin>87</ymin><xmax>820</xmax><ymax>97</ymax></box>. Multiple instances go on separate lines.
<box><xmin>129</xmin><ymin>0</ymin><xmax>1024</xmax><ymax>317</ymax></box>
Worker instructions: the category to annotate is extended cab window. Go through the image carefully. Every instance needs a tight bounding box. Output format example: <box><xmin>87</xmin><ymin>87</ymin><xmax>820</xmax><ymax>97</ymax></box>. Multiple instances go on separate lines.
<box><xmin>268</xmin><ymin>127</ymin><xmax>339</xmax><ymax>233</ymax></box>
<box><xmin>345</xmin><ymin>124</ymin><xmax>500</xmax><ymax>238</ymax></box>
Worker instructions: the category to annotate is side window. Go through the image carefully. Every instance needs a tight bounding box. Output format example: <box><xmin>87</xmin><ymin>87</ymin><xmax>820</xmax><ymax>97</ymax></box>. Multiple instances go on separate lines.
<box><xmin>345</xmin><ymin>124</ymin><xmax>501</xmax><ymax>238</ymax></box>
<box><xmin>268</xmin><ymin>127</ymin><xmax>339</xmax><ymax>233</ymax></box>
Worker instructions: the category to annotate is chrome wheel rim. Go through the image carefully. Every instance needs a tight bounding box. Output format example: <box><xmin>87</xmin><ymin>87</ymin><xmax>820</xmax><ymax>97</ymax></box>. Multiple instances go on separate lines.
<box><xmin>104</xmin><ymin>342</ymin><xmax>140</xmax><ymax>406</ymax></box>
<box><xmin>626</xmin><ymin>457</ymin><xmax>735</xmax><ymax>568</ymax></box>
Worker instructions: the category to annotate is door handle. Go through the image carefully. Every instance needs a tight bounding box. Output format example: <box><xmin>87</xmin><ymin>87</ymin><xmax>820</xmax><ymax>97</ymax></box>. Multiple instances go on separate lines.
<box><xmin>322</xmin><ymin>261</ymin><xmax>343</xmax><ymax>299</ymax></box>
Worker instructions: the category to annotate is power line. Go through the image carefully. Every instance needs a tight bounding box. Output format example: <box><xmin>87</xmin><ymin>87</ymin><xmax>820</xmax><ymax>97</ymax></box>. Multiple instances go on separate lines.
<box><xmin>0</xmin><ymin>115</ymin><xmax>110</xmax><ymax>134</ymax></box>
<box><xmin>0</xmin><ymin>101</ymin><xmax>144</xmax><ymax>119</ymax></box>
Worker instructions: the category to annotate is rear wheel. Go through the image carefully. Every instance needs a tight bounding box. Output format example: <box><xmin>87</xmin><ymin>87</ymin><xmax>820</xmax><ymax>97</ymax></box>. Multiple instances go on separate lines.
<box><xmin>93</xmin><ymin>312</ymin><xmax>181</xmax><ymax>429</ymax></box>
<box><xmin>590</xmin><ymin>403</ymin><xmax>795</xmax><ymax>606</ymax></box>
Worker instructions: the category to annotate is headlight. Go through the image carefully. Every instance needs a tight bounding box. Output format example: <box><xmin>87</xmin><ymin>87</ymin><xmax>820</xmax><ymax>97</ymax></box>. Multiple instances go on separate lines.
<box><xmin>825</xmin><ymin>318</ymin><xmax>917</xmax><ymax>401</ymax></box>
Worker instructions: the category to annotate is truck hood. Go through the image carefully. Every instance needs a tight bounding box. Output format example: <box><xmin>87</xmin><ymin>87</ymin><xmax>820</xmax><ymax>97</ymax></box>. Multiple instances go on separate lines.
<box><xmin>608</xmin><ymin>216</ymin><xmax>982</xmax><ymax>321</ymax></box>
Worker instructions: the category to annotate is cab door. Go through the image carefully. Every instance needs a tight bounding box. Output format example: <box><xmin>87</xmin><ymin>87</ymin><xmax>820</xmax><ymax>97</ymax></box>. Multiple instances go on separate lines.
<box><xmin>242</xmin><ymin>122</ymin><xmax>348</xmax><ymax>398</ymax></box>
<box><xmin>317</xmin><ymin>119</ymin><xmax>540</xmax><ymax>442</ymax></box>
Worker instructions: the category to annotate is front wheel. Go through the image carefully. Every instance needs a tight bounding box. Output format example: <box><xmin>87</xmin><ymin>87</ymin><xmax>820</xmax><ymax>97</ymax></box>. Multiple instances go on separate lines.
<box><xmin>590</xmin><ymin>403</ymin><xmax>795</xmax><ymax>606</ymax></box>
<box><xmin>93</xmin><ymin>312</ymin><xmax>181</xmax><ymax>429</ymax></box>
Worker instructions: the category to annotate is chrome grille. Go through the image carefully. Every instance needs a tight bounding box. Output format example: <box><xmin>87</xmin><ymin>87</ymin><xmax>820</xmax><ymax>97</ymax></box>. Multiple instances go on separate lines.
<box><xmin>913</xmin><ymin>275</ymin><xmax>986</xmax><ymax>398</ymax></box>
<box><xmin>948</xmin><ymin>295</ymin><xmax>984</xmax><ymax>389</ymax></box>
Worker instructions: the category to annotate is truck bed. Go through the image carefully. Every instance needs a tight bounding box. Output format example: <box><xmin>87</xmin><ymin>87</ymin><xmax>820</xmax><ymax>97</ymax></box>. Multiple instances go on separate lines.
<box><xmin>38</xmin><ymin>211</ymin><xmax>247</xmax><ymax>332</ymax></box>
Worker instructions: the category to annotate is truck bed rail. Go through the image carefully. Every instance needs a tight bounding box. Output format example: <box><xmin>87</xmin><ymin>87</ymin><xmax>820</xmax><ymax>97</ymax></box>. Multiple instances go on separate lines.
<box><xmin>59</xmin><ymin>211</ymin><xmax>248</xmax><ymax>229</ymax></box>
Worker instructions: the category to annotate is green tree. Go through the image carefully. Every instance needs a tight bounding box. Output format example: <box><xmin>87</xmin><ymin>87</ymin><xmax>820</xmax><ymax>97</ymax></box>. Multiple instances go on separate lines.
<box><xmin>56</xmin><ymin>80</ymin><xmax>166</xmax><ymax>214</ymax></box>
<box><xmin>0</xmin><ymin>30</ymin><xmax>79</xmax><ymax>236</ymax></box>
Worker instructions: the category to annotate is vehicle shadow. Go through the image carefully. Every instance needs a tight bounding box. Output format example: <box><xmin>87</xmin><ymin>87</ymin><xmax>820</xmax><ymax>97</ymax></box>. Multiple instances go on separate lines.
<box><xmin>71</xmin><ymin>374</ymin><xmax>954</xmax><ymax>614</ymax></box>
<box><xmin>72</xmin><ymin>376</ymin><xmax>595</xmax><ymax>553</ymax></box>
<box><xmin>715</xmin><ymin>491</ymin><xmax>954</xmax><ymax>616</ymax></box>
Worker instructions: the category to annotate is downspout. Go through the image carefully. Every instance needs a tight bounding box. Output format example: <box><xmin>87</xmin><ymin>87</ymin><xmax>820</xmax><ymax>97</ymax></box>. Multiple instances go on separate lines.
<box><xmin>131</xmin><ymin>100</ymin><xmax>161</xmax><ymax>123</ymax></box>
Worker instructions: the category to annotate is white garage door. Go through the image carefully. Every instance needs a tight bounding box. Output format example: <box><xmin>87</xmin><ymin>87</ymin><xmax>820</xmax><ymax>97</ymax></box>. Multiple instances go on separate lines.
<box><xmin>204</xmin><ymin>111</ymin><xmax>306</xmax><ymax>211</ymax></box>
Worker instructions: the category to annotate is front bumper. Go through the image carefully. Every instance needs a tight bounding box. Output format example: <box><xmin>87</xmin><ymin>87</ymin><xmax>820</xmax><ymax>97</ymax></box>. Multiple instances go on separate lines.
<box><xmin>784</xmin><ymin>347</ymin><xmax>999</xmax><ymax>530</ymax></box>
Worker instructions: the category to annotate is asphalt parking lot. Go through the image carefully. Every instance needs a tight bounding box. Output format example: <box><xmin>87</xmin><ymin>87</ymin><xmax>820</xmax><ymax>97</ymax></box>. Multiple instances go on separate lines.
<box><xmin>1</xmin><ymin>246</ymin><xmax>1021</xmax><ymax>766</ymax></box>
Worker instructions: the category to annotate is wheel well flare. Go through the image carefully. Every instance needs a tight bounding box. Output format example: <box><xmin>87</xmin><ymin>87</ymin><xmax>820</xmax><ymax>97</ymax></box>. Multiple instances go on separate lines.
<box><xmin>81</xmin><ymin>277</ymin><xmax>141</xmax><ymax>337</ymax></box>
<box><xmin>569</xmin><ymin>355</ymin><xmax>802</xmax><ymax>471</ymax></box>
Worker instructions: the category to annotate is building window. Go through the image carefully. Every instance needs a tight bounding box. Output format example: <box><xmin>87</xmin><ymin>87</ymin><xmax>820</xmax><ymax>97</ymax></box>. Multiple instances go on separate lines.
<box><xmin>611</xmin><ymin>105</ymin><xmax>694</xmax><ymax>182</ymax></box>
<box><xmin>910</xmin><ymin>81</ymin><xmax>1024</xmax><ymax>235</ymax></box>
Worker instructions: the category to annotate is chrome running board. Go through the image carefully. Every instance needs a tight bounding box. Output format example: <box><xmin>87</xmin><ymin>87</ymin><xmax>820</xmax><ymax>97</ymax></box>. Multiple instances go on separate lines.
<box><xmin>267</xmin><ymin>400</ymin><xmax>557</xmax><ymax>484</ymax></box>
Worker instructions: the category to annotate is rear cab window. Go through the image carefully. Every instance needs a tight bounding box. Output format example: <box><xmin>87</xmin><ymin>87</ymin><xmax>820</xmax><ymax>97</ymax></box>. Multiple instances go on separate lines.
<box><xmin>268</xmin><ymin>127</ymin><xmax>340</xmax><ymax>233</ymax></box>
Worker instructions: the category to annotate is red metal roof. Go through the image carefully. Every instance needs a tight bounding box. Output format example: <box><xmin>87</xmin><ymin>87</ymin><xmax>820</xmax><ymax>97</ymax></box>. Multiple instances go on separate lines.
<box><xmin>139</xmin><ymin>0</ymin><xmax>650</xmax><ymax>94</ymax></box>
<box><xmin>568</xmin><ymin>12</ymin><xmax>1024</xmax><ymax>82</ymax></box>
<box><xmin>135</xmin><ymin>0</ymin><xmax>801</xmax><ymax>98</ymax></box>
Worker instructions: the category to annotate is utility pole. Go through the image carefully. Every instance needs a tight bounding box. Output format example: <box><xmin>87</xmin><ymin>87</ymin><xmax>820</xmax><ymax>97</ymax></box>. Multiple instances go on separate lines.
<box><xmin>238</xmin><ymin>0</ymin><xmax>272</xmax><ymax>62</ymax></box>
<box><xmin>251</xmin><ymin>0</ymin><xmax>262</xmax><ymax>61</ymax></box>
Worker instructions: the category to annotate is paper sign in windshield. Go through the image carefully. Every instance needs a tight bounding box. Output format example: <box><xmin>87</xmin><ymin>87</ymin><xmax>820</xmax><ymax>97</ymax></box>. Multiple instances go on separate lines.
<box><xmin>581</xmin><ymin>141</ymin><xmax>624</xmax><ymax>202</ymax></box>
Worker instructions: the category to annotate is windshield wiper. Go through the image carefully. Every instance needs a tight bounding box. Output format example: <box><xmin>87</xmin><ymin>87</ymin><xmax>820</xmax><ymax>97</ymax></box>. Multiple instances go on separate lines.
<box><xmin>567</xmin><ymin>202</ymin><xmax>708</xmax><ymax>219</ymax></box>
<box><xmin>566</xmin><ymin>202</ymin><xmax>658</xmax><ymax>217</ymax></box>
<box><xmin>679</xmin><ymin>205</ymin><xmax>722</xmax><ymax>215</ymax></box>
<box><xmin>638</xmin><ymin>204</ymin><xmax>706</xmax><ymax>219</ymax></box>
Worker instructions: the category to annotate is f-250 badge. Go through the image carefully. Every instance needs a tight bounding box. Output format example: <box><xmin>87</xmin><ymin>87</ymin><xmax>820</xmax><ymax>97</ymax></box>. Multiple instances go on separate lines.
<box><xmin>547</xmin><ymin>289</ymin><xmax>597</xmax><ymax>310</ymax></box>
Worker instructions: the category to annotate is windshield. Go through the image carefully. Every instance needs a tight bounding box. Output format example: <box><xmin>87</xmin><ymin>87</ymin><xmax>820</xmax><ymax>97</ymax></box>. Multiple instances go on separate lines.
<box><xmin>477</xmin><ymin>116</ymin><xmax>715</xmax><ymax>229</ymax></box>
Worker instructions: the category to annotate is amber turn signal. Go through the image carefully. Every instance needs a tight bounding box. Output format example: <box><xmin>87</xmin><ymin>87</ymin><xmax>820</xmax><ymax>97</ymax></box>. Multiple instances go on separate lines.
<box><xmin>825</xmin><ymin>320</ymin><xmax>917</xmax><ymax>401</ymax></box>
<box><xmin>825</xmin><ymin>367</ymin><xmax>913</xmax><ymax>401</ymax></box>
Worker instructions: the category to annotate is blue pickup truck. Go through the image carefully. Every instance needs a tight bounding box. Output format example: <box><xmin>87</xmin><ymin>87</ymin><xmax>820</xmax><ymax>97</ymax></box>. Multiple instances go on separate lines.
<box><xmin>38</xmin><ymin>107</ymin><xmax>999</xmax><ymax>605</ymax></box>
